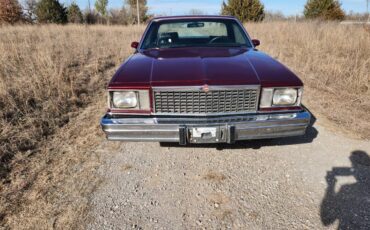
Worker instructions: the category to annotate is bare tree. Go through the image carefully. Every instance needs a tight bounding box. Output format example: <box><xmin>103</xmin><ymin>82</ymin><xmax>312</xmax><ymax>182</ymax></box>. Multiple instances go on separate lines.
<box><xmin>24</xmin><ymin>0</ymin><xmax>37</xmax><ymax>22</ymax></box>
<box><xmin>264</xmin><ymin>11</ymin><xmax>286</xmax><ymax>21</ymax></box>
<box><xmin>109</xmin><ymin>8</ymin><xmax>128</xmax><ymax>25</ymax></box>
<box><xmin>94</xmin><ymin>0</ymin><xmax>108</xmax><ymax>23</ymax></box>
<box><xmin>136</xmin><ymin>0</ymin><xmax>139</xmax><ymax>24</ymax></box>
<box><xmin>367</xmin><ymin>0</ymin><xmax>369</xmax><ymax>21</ymax></box>
<box><xmin>126</xmin><ymin>0</ymin><xmax>148</xmax><ymax>24</ymax></box>
<box><xmin>188</xmin><ymin>9</ymin><xmax>204</xmax><ymax>15</ymax></box>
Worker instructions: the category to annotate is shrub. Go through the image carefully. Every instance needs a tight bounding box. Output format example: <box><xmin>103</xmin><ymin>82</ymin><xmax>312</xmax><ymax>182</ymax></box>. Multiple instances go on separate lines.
<box><xmin>109</xmin><ymin>8</ymin><xmax>129</xmax><ymax>25</ymax></box>
<box><xmin>67</xmin><ymin>2</ymin><xmax>83</xmax><ymax>23</ymax></box>
<box><xmin>0</xmin><ymin>0</ymin><xmax>22</xmax><ymax>24</ymax></box>
<box><xmin>36</xmin><ymin>0</ymin><xmax>67</xmax><ymax>24</ymax></box>
<box><xmin>221</xmin><ymin>0</ymin><xmax>265</xmax><ymax>22</ymax></box>
<box><xmin>83</xmin><ymin>10</ymin><xmax>97</xmax><ymax>24</ymax></box>
<box><xmin>304</xmin><ymin>0</ymin><xmax>345</xmax><ymax>20</ymax></box>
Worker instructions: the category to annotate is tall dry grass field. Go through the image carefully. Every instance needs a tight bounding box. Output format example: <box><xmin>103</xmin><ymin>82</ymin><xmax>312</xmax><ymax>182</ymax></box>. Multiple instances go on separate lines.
<box><xmin>0</xmin><ymin>25</ymin><xmax>144</xmax><ymax>228</ymax></box>
<box><xmin>246</xmin><ymin>21</ymin><xmax>370</xmax><ymax>137</ymax></box>
<box><xmin>0</xmin><ymin>25</ymin><xmax>143</xmax><ymax>168</ymax></box>
<box><xmin>0</xmin><ymin>22</ymin><xmax>369</xmax><ymax>228</ymax></box>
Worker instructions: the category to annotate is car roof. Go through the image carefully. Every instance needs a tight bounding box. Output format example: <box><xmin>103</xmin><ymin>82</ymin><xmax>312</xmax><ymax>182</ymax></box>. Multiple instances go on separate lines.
<box><xmin>151</xmin><ymin>15</ymin><xmax>237</xmax><ymax>22</ymax></box>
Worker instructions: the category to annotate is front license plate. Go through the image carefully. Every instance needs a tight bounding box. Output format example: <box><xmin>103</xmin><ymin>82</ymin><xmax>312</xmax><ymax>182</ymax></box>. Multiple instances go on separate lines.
<box><xmin>192</xmin><ymin>127</ymin><xmax>217</xmax><ymax>138</ymax></box>
<box><xmin>188</xmin><ymin>126</ymin><xmax>227</xmax><ymax>144</ymax></box>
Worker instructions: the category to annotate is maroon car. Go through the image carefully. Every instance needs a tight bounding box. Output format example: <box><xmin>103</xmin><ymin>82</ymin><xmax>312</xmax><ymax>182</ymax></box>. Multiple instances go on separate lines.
<box><xmin>101</xmin><ymin>15</ymin><xmax>311</xmax><ymax>144</ymax></box>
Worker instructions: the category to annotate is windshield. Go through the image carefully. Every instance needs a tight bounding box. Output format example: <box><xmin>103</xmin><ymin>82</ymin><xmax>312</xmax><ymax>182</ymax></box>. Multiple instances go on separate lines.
<box><xmin>141</xmin><ymin>19</ymin><xmax>252</xmax><ymax>50</ymax></box>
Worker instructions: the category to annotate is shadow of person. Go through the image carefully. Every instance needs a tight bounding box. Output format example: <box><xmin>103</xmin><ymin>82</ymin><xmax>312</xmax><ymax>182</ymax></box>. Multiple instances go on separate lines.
<box><xmin>321</xmin><ymin>151</ymin><xmax>370</xmax><ymax>229</ymax></box>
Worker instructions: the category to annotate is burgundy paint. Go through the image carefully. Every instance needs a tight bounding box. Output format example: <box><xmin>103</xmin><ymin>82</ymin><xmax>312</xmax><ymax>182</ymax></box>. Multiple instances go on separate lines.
<box><xmin>252</xmin><ymin>39</ymin><xmax>260</xmax><ymax>47</ymax></box>
<box><xmin>108</xmin><ymin>16</ymin><xmax>304</xmax><ymax>113</ymax></box>
<box><xmin>131</xmin><ymin>41</ymin><xmax>139</xmax><ymax>49</ymax></box>
<box><xmin>109</xmin><ymin>47</ymin><xmax>303</xmax><ymax>88</ymax></box>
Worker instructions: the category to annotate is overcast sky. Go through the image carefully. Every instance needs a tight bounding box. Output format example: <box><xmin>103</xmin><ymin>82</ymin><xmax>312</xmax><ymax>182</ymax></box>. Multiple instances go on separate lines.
<box><xmin>64</xmin><ymin>0</ymin><xmax>369</xmax><ymax>16</ymax></box>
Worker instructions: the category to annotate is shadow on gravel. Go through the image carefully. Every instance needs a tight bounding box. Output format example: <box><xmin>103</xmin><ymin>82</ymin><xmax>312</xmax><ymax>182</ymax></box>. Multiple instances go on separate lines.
<box><xmin>321</xmin><ymin>151</ymin><xmax>370</xmax><ymax>229</ymax></box>
<box><xmin>160</xmin><ymin>107</ymin><xmax>318</xmax><ymax>150</ymax></box>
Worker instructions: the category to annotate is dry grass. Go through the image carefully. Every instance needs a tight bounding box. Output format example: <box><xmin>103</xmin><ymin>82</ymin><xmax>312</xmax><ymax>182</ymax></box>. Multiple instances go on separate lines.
<box><xmin>120</xmin><ymin>164</ymin><xmax>134</xmax><ymax>171</ymax></box>
<box><xmin>246</xmin><ymin>21</ymin><xmax>370</xmax><ymax>138</ymax></box>
<box><xmin>0</xmin><ymin>21</ymin><xmax>369</xmax><ymax>228</ymax></box>
<box><xmin>203</xmin><ymin>170</ymin><xmax>227</xmax><ymax>182</ymax></box>
<box><xmin>0</xmin><ymin>25</ymin><xmax>143</xmax><ymax>177</ymax></box>
<box><xmin>0</xmin><ymin>24</ymin><xmax>144</xmax><ymax>228</ymax></box>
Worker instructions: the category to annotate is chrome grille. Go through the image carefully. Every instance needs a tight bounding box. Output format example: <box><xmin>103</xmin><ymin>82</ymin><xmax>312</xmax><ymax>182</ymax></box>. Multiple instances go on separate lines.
<box><xmin>153</xmin><ymin>87</ymin><xmax>259</xmax><ymax>115</ymax></box>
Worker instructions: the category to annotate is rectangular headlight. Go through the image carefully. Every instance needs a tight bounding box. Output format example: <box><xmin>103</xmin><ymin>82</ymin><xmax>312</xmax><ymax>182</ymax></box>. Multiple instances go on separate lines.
<box><xmin>113</xmin><ymin>91</ymin><xmax>138</xmax><ymax>108</ymax></box>
<box><xmin>273</xmin><ymin>88</ymin><xmax>297</xmax><ymax>105</ymax></box>
<box><xmin>109</xmin><ymin>90</ymin><xmax>150</xmax><ymax>110</ymax></box>
<box><xmin>260</xmin><ymin>87</ymin><xmax>302</xmax><ymax>108</ymax></box>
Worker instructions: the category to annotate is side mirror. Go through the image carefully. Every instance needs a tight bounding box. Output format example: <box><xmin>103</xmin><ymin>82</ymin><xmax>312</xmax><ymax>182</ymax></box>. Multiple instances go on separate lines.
<box><xmin>131</xmin><ymin>41</ymin><xmax>139</xmax><ymax>49</ymax></box>
<box><xmin>252</xmin><ymin>39</ymin><xmax>260</xmax><ymax>47</ymax></box>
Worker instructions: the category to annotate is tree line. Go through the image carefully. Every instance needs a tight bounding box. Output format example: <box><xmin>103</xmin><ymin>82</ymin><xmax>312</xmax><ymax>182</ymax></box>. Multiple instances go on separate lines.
<box><xmin>0</xmin><ymin>0</ymin><xmax>148</xmax><ymax>24</ymax></box>
<box><xmin>0</xmin><ymin>0</ymin><xmax>363</xmax><ymax>25</ymax></box>
<box><xmin>221</xmin><ymin>0</ymin><xmax>347</xmax><ymax>22</ymax></box>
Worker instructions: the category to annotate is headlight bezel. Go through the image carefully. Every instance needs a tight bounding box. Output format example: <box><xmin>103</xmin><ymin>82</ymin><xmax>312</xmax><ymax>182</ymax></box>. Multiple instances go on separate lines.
<box><xmin>260</xmin><ymin>87</ymin><xmax>303</xmax><ymax>108</ymax></box>
<box><xmin>108</xmin><ymin>89</ymin><xmax>151</xmax><ymax>111</ymax></box>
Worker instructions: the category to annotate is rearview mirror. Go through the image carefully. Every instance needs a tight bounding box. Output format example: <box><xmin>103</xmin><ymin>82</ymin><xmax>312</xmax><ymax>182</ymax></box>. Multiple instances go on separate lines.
<box><xmin>187</xmin><ymin>22</ymin><xmax>204</xmax><ymax>28</ymax></box>
<box><xmin>252</xmin><ymin>39</ymin><xmax>260</xmax><ymax>47</ymax></box>
<box><xmin>131</xmin><ymin>41</ymin><xmax>139</xmax><ymax>49</ymax></box>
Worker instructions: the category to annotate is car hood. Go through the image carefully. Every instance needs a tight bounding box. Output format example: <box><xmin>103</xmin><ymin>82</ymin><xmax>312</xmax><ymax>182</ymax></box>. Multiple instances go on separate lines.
<box><xmin>109</xmin><ymin>47</ymin><xmax>302</xmax><ymax>88</ymax></box>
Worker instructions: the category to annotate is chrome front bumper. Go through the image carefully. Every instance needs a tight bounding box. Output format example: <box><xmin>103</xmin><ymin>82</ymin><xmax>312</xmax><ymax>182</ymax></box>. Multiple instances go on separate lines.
<box><xmin>101</xmin><ymin>110</ymin><xmax>311</xmax><ymax>144</ymax></box>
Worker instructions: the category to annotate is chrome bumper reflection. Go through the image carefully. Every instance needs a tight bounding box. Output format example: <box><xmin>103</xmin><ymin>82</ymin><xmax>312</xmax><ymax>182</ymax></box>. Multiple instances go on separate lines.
<box><xmin>101</xmin><ymin>110</ymin><xmax>311</xmax><ymax>144</ymax></box>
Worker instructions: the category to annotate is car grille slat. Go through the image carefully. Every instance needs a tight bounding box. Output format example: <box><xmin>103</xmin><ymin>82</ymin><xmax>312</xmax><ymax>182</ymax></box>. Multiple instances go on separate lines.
<box><xmin>154</xmin><ymin>87</ymin><xmax>259</xmax><ymax>115</ymax></box>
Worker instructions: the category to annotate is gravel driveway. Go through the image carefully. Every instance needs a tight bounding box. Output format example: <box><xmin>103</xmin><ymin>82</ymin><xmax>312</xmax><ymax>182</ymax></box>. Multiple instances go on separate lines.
<box><xmin>87</xmin><ymin>123</ymin><xmax>370</xmax><ymax>229</ymax></box>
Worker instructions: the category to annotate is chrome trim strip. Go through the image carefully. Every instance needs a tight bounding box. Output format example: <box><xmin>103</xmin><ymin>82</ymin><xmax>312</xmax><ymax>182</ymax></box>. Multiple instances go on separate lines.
<box><xmin>106</xmin><ymin>109</ymin><xmax>304</xmax><ymax>116</ymax></box>
<box><xmin>152</xmin><ymin>85</ymin><xmax>260</xmax><ymax>91</ymax></box>
<box><xmin>152</xmin><ymin>111</ymin><xmax>260</xmax><ymax>117</ymax></box>
<box><xmin>103</xmin><ymin>112</ymin><xmax>305</xmax><ymax>125</ymax></box>
<box><xmin>235</xmin><ymin>18</ymin><xmax>255</xmax><ymax>48</ymax></box>
<box><xmin>107</xmin><ymin>112</ymin><xmax>151</xmax><ymax>116</ymax></box>
<box><xmin>138</xmin><ymin>20</ymin><xmax>154</xmax><ymax>51</ymax></box>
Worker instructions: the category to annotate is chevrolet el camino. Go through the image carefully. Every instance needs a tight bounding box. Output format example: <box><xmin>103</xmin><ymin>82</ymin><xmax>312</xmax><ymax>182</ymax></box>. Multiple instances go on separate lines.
<box><xmin>101</xmin><ymin>16</ymin><xmax>311</xmax><ymax>145</ymax></box>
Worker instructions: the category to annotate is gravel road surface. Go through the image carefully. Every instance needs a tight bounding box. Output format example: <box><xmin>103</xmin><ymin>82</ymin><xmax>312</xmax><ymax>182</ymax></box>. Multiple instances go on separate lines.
<box><xmin>87</xmin><ymin>123</ymin><xmax>370</xmax><ymax>229</ymax></box>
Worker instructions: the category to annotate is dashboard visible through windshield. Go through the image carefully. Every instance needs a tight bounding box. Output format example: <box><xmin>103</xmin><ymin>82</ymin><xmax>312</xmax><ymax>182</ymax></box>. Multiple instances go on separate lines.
<box><xmin>140</xmin><ymin>19</ymin><xmax>252</xmax><ymax>50</ymax></box>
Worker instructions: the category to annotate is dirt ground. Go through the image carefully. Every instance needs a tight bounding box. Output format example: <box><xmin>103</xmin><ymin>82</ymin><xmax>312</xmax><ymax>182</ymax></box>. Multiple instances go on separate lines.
<box><xmin>87</xmin><ymin>122</ymin><xmax>370</xmax><ymax>229</ymax></box>
<box><xmin>1</xmin><ymin>23</ymin><xmax>369</xmax><ymax>229</ymax></box>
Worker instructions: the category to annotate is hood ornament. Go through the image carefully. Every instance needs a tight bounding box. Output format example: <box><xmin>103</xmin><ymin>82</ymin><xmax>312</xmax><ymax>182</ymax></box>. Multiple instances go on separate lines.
<box><xmin>202</xmin><ymin>84</ymin><xmax>210</xmax><ymax>93</ymax></box>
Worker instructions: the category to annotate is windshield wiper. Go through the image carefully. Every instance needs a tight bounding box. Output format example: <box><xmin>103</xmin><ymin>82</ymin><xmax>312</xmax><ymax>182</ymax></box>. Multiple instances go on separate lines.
<box><xmin>205</xmin><ymin>44</ymin><xmax>249</xmax><ymax>48</ymax></box>
<box><xmin>143</xmin><ymin>44</ymin><xmax>249</xmax><ymax>50</ymax></box>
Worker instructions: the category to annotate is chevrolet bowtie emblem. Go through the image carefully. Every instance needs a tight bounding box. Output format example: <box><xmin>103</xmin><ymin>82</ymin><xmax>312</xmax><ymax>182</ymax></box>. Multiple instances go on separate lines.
<box><xmin>202</xmin><ymin>84</ymin><xmax>210</xmax><ymax>93</ymax></box>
